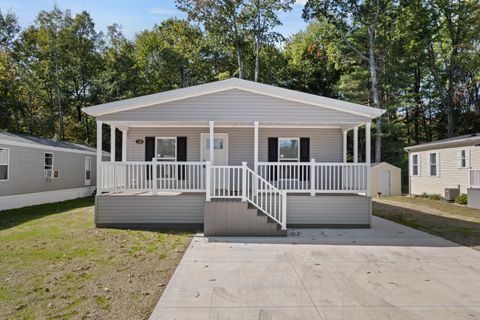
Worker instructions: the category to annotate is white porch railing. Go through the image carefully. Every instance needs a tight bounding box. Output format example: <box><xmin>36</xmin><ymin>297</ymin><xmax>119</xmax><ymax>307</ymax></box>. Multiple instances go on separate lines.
<box><xmin>100</xmin><ymin>161</ymin><xmax>206</xmax><ymax>193</ymax></box>
<box><xmin>470</xmin><ymin>169</ymin><xmax>480</xmax><ymax>188</ymax></box>
<box><xmin>257</xmin><ymin>162</ymin><xmax>369</xmax><ymax>194</ymax></box>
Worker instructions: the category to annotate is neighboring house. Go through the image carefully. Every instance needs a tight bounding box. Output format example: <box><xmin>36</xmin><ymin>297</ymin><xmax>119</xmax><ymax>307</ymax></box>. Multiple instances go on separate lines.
<box><xmin>370</xmin><ymin>162</ymin><xmax>401</xmax><ymax>196</ymax></box>
<box><xmin>405</xmin><ymin>133</ymin><xmax>480</xmax><ymax>198</ymax></box>
<box><xmin>83</xmin><ymin>78</ymin><xmax>385</xmax><ymax>236</ymax></box>
<box><xmin>0</xmin><ymin>132</ymin><xmax>100</xmax><ymax>211</ymax></box>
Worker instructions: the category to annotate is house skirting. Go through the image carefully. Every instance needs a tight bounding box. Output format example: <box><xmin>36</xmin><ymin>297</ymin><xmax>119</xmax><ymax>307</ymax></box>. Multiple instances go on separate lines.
<box><xmin>0</xmin><ymin>186</ymin><xmax>96</xmax><ymax>211</ymax></box>
<box><xmin>95</xmin><ymin>193</ymin><xmax>371</xmax><ymax>229</ymax></box>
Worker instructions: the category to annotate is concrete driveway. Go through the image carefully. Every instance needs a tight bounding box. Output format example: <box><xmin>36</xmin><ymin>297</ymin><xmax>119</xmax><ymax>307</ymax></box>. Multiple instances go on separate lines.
<box><xmin>150</xmin><ymin>217</ymin><xmax>480</xmax><ymax>319</ymax></box>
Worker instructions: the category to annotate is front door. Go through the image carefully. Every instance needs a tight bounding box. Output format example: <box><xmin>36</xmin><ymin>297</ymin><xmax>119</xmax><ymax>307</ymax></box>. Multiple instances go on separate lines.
<box><xmin>377</xmin><ymin>170</ymin><xmax>391</xmax><ymax>196</ymax></box>
<box><xmin>201</xmin><ymin>133</ymin><xmax>228</xmax><ymax>165</ymax></box>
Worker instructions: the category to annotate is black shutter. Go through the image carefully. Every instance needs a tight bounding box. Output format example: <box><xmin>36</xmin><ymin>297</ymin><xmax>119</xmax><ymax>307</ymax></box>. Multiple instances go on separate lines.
<box><xmin>145</xmin><ymin>137</ymin><xmax>155</xmax><ymax>180</ymax></box>
<box><xmin>300</xmin><ymin>138</ymin><xmax>310</xmax><ymax>181</ymax></box>
<box><xmin>268</xmin><ymin>137</ymin><xmax>278</xmax><ymax>181</ymax></box>
<box><xmin>177</xmin><ymin>137</ymin><xmax>187</xmax><ymax>180</ymax></box>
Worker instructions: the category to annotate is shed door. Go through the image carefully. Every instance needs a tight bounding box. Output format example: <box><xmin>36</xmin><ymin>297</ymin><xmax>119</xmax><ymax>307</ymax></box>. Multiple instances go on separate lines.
<box><xmin>85</xmin><ymin>156</ymin><xmax>92</xmax><ymax>186</ymax></box>
<box><xmin>377</xmin><ymin>170</ymin><xmax>391</xmax><ymax>196</ymax></box>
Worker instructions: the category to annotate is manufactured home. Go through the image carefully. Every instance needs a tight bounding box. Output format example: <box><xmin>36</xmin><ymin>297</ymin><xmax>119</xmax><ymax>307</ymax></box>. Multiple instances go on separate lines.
<box><xmin>405</xmin><ymin>134</ymin><xmax>480</xmax><ymax>203</ymax></box>
<box><xmin>83</xmin><ymin>78</ymin><xmax>385</xmax><ymax>236</ymax></box>
<box><xmin>0</xmin><ymin>132</ymin><xmax>100</xmax><ymax>211</ymax></box>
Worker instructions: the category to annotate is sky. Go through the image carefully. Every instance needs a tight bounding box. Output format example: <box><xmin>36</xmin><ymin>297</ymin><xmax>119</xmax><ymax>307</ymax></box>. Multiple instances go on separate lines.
<box><xmin>0</xmin><ymin>0</ymin><xmax>309</xmax><ymax>40</ymax></box>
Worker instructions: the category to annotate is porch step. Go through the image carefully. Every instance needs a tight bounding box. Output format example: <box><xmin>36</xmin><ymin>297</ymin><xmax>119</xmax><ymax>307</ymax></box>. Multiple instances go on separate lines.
<box><xmin>204</xmin><ymin>200</ymin><xmax>286</xmax><ymax>237</ymax></box>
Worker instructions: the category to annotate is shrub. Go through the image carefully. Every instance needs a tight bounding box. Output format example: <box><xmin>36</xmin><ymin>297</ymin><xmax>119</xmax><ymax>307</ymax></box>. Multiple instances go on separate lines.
<box><xmin>455</xmin><ymin>194</ymin><xmax>468</xmax><ymax>205</ymax></box>
<box><xmin>420</xmin><ymin>192</ymin><xmax>429</xmax><ymax>199</ymax></box>
<box><xmin>427</xmin><ymin>193</ymin><xmax>443</xmax><ymax>201</ymax></box>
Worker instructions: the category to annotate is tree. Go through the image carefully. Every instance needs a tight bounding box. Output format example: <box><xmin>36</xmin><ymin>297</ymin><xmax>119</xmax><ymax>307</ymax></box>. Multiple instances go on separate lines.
<box><xmin>176</xmin><ymin>0</ymin><xmax>248</xmax><ymax>79</ymax></box>
<box><xmin>245</xmin><ymin>0</ymin><xmax>294</xmax><ymax>82</ymax></box>
<box><xmin>303</xmin><ymin>0</ymin><xmax>386</xmax><ymax>162</ymax></box>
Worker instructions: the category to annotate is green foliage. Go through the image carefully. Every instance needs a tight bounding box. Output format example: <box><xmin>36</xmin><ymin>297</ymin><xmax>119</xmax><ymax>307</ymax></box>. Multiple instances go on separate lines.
<box><xmin>455</xmin><ymin>194</ymin><xmax>468</xmax><ymax>205</ymax></box>
<box><xmin>419</xmin><ymin>193</ymin><xmax>443</xmax><ymax>201</ymax></box>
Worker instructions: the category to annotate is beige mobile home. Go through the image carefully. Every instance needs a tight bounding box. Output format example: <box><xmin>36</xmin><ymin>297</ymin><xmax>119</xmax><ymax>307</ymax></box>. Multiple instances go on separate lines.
<box><xmin>405</xmin><ymin>134</ymin><xmax>480</xmax><ymax>199</ymax></box>
<box><xmin>83</xmin><ymin>78</ymin><xmax>385</xmax><ymax>236</ymax></box>
<box><xmin>0</xmin><ymin>132</ymin><xmax>99</xmax><ymax>210</ymax></box>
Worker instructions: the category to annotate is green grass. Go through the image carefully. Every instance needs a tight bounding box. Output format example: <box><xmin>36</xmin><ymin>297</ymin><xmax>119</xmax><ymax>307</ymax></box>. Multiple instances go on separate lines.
<box><xmin>0</xmin><ymin>197</ymin><xmax>193</xmax><ymax>319</ymax></box>
<box><xmin>373</xmin><ymin>196</ymin><xmax>480</xmax><ymax>250</ymax></box>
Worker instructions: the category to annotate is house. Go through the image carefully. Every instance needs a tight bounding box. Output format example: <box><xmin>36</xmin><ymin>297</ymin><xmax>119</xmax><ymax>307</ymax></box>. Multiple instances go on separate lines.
<box><xmin>0</xmin><ymin>132</ymin><xmax>100</xmax><ymax>211</ymax></box>
<box><xmin>370</xmin><ymin>162</ymin><xmax>401</xmax><ymax>196</ymax></box>
<box><xmin>83</xmin><ymin>78</ymin><xmax>385</xmax><ymax>236</ymax></box>
<box><xmin>405</xmin><ymin>133</ymin><xmax>480</xmax><ymax>199</ymax></box>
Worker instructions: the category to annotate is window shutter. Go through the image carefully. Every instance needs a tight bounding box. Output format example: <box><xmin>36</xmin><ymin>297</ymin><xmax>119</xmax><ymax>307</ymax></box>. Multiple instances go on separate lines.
<box><xmin>418</xmin><ymin>154</ymin><xmax>421</xmax><ymax>176</ymax></box>
<box><xmin>457</xmin><ymin>150</ymin><xmax>462</xmax><ymax>168</ymax></box>
<box><xmin>466</xmin><ymin>149</ymin><xmax>471</xmax><ymax>168</ymax></box>
<box><xmin>0</xmin><ymin>149</ymin><xmax>8</xmax><ymax>165</ymax></box>
<box><xmin>177</xmin><ymin>137</ymin><xmax>187</xmax><ymax>180</ymax></box>
<box><xmin>436</xmin><ymin>152</ymin><xmax>440</xmax><ymax>176</ymax></box>
<box><xmin>267</xmin><ymin>138</ymin><xmax>278</xmax><ymax>181</ymax></box>
<box><xmin>299</xmin><ymin>138</ymin><xmax>310</xmax><ymax>162</ymax></box>
<box><xmin>145</xmin><ymin>137</ymin><xmax>155</xmax><ymax>161</ymax></box>
<box><xmin>268</xmin><ymin>138</ymin><xmax>278</xmax><ymax>162</ymax></box>
<box><xmin>145</xmin><ymin>137</ymin><xmax>155</xmax><ymax>180</ymax></box>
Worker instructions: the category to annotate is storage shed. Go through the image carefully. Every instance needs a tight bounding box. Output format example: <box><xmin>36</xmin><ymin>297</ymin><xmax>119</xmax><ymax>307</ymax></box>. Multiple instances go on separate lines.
<box><xmin>371</xmin><ymin>162</ymin><xmax>401</xmax><ymax>196</ymax></box>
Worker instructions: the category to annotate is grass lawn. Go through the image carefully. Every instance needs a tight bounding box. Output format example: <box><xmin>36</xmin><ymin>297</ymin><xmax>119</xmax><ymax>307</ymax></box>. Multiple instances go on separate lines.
<box><xmin>0</xmin><ymin>197</ymin><xmax>194</xmax><ymax>319</ymax></box>
<box><xmin>373</xmin><ymin>196</ymin><xmax>480</xmax><ymax>251</ymax></box>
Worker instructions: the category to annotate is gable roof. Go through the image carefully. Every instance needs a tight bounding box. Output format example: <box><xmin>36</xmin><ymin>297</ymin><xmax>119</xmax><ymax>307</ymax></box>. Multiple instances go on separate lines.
<box><xmin>404</xmin><ymin>133</ymin><xmax>480</xmax><ymax>152</ymax></box>
<box><xmin>82</xmin><ymin>78</ymin><xmax>385</xmax><ymax>119</ymax></box>
<box><xmin>0</xmin><ymin>132</ymin><xmax>98</xmax><ymax>155</ymax></box>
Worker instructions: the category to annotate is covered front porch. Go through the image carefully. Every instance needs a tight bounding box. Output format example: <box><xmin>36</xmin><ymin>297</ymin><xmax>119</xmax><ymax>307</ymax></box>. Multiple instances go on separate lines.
<box><xmin>96</xmin><ymin>120</ymin><xmax>372</xmax><ymax>198</ymax></box>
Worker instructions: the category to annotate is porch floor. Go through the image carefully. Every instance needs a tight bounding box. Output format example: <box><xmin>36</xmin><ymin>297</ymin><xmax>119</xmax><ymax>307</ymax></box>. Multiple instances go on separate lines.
<box><xmin>149</xmin><ymin>216</ymin><xmax>480</xmax><ymax>320</ymax></box>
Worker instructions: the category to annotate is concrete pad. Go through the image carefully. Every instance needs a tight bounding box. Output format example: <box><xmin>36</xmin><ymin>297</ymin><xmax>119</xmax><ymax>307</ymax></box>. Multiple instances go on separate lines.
<box><xmin>150</xmin><ymin>216</ymin><xmax>480</xmax><ymax>319</ymax></box>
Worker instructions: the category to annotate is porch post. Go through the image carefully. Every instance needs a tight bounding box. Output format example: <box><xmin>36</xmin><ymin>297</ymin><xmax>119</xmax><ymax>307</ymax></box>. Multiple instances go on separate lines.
<box><xmin>310</xmin><ymin>158</ymin><xmax>316</xmax><ymax>196</ymax></box>
<box><xmin>353</xmin><ymin>126</ymin><xmax>358</xmax><ymax>163</ymax></box>
<box><xmin>110</xmin><ymin>125</ymin><xmax>116</xmax><ymax>162</ymax></box>
<box><xmin>121</xmin><ymin>129</ymin><xmax>127</xmax><ymax>162</ymax></box>
<box><xmin>209</xmin><ymin>121</ymin><xmax>214</xmax><ymax>164</ymax></box>
<box><xmin>254</xmin><ymin>121</ymin><xmax>259</xmax><ymax>173</ymax></box>
<box><xmin>342</xmin><ymin>130</ymin><xmax>348</xmax><ymax>162</ymax></box>
<box><xmin>96</xmin><ymin>121</ymin><xmax>103</xmax><ymax>194</ymax></box>
<box><xmin>366</xmin><ymin>122</ymin><xmax>371</xmax><ymax>197</ymax></box>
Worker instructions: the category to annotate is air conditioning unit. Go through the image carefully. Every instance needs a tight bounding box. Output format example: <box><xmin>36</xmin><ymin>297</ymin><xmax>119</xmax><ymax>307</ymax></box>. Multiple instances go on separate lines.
<box><xmin>445</xmin><ymin>188</ymin><xmax>460</xmax><ymax>201</ymax></box>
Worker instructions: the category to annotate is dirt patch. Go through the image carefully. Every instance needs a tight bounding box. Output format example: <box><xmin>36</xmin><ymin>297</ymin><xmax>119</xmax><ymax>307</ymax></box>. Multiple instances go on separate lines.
<box><xmin>0</xmin><ymin>198</ymin><xmax>194</xmax><ymax>319</ymax></box>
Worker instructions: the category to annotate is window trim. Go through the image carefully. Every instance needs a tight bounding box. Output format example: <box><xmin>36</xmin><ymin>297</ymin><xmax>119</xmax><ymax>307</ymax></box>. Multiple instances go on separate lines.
<box><xmin>85</xmin><ymin>156</ymin><xmax>92</xmax><ymax>186</ymax></box>
<box><xmin>428</xmin><ymin>152</ymin><xmax>440</xmax><ymax>177</ymax></box>
<box><xmin>44</xmin><ymin>152</ymin><xmax>54</xmax><ymax>169</ymax></box>
<box><xmin>0</xmin><ymin>147</ymin><xmax>9</xmax><ymax>181</ymax></box>
<box><xmin>155</xmin><ymin>137</ymin><xmax>177</xmax><ymax>161</ymax></box>
<box><xmin>410</xmin><ymin>153</ymin><xmax>419</xmax><ymax>177</ymax></box>
<box><xmin>278</xmin><ymin>137</ymin><xmax>300</xmax><ymax>162</ymax></box>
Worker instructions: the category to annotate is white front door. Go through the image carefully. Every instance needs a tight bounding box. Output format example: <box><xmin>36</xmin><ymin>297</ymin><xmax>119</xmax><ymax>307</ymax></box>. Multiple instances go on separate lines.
<box><xmin>377</xmin><ymin>170</ymin><xmax>391</xmax><ymax>196</ymax></box>
<box><xmin>84</xmin><ymin>156</ymin><xmax>91</xmax><ymax>186</ymax></box>
<box><xmin>201</xmin><ymin>133</ymin><xmax>228</xmax><ymax>165</ymax></box>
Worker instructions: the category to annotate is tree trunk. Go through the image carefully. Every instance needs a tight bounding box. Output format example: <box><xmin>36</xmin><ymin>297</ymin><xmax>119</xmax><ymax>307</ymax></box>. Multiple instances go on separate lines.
<box><xmin>413</xmin><ymin>65</ymin><xmax>421</xmax><ymax>144</ymax></box>
<box><xmin>231</xmin><ymin>14</ymin><xmax>244</xmax><ymax>79</ymax></box>
<box><xmin>368</xmin><ymin>27</ymin><xmax>382</xmax><ymax>163</ymax></box>
<box><xmin>54</xmin><ymin>59</ymin><xmax>64</xmax><ymax>140</ymax></box>
<box><xmin>254</xmin><ymin>0</ymin><xmax>261</xmax><ymax>82</ymax></box>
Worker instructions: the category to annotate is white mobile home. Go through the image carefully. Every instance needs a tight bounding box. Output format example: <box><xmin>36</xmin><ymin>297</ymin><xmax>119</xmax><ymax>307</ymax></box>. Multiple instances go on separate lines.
<box><xmin>0</xmin><ymin>132</ymin><xmax>100</xmax><ymax>210</ymax></box>
<box><xmin>405</xmin><ymin>134</ymin><xmax>480</xmax><ymax>199</ymax></box>
<box><xmin>83</xmin><ymin>78</ymin><xmax>385</xmax><ymax>236</ymax></box>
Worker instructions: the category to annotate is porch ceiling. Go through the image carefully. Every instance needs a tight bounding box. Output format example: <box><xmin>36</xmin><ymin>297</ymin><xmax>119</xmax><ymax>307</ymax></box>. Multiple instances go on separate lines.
<box><xmin>104</xmin><ymin>120</ymin><xmax>367</xmax><ymax>131</ymax></box>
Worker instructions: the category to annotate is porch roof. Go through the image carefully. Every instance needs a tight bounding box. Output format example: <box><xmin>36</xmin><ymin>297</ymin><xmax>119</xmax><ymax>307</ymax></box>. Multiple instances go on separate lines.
<box><xmin>83</xmin><ymin>78</ymin><xmax>385</xmax><ymax>119</ymax></box>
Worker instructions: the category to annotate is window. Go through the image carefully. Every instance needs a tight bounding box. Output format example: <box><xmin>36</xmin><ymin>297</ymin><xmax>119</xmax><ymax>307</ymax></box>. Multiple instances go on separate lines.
<box><xmin>411</xmin><ymin>154</ymin><xmax>419</xmax><ymax>176</ymax></box>
<box><xmin>429</xmin><ymin>152</ymin><xmax>439</xmax><ymax>176</ymax></box>
<box><xmin>458</xmin><ymin>149</ymin><xmax>469</xmax><ymax>168</ymax></box>
<box><xmin>155</xmin><ymin>137</ymin><xmax>176</xmax><ymax>160</ymax></box>
<box><xmin>85</xmin><ymin>157</ymin><xmax>91</xmax><ymax>180</ymax></box>
<box><xmin>0</xmin><ymin>148</ymin><xmax>9</xmax><ymax>180</ymax></box>
<box><xmin>44</xmin><ymin>152</ymin><xmax>53</xmax><ymax>170</ymax></box>
<box><xmin>279</xmin><ymin>138</ymin><xmax>299</xmax><ymax>161</ymax></box>
<box><xmin>206</xmin><ymin>138</ymin><xmax>224</xmax><ymax>150</ymax></box>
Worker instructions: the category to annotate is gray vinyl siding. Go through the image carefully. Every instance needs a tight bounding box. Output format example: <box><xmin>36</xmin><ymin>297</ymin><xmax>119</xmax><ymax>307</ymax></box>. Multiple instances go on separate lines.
<box><xmin>98</xmin><ymin>89</ymin><xmax>370</xmax><ymax>123</ymax></box>
<box><xmin>126</xmin><ymin>127</ymin><xmax>342</xmax><ymax>165</ymax></box>
<box><xmin>287</xmin><ymin>195</ymin><xmax>370</xmax><ymax>225</ymax></box>
<box><xmin>409</xmin><ymin>145</ymin><xmax>480</xmax><ymax>196</ymax></box>
<box><xmin>0</xmin><ymin>143</ymin><xmax>97</xmax><ymax>196</ymax></box>
<box><xmin>95</xmin><ymin>194</ymin><xmax>204</xmax><ymax>224</ymax></box>
<box><xmin>95</xmin><ymin>193</ymin><xmax>370</xmax><ymax>226</ymax></box>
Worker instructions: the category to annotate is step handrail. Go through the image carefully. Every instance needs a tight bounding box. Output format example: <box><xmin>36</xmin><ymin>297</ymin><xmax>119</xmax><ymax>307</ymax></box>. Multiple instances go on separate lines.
<box><xmin>244</xmin><ymin>164</ymin><xmax>287</xmax><ymax>230</ymax></box>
